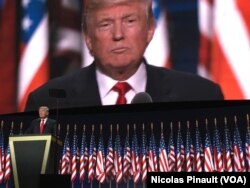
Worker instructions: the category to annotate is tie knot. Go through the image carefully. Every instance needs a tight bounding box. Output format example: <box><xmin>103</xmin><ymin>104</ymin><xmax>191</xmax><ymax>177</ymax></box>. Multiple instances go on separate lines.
<box><xmin>112</xmin><ymin>82</ymin><xmax>131</xmax><ymax>104</ymax></box>
<box><xmin>112</xmin><ymin>82</ymin><xmax>131</xmax><ymax>94</ymax></box>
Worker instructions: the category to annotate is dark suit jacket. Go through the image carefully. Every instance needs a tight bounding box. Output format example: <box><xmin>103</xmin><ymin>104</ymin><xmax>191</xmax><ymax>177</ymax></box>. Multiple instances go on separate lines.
<box><xmin>25</xmin><ymin>118</ymin><xmax>56</xmax><ymax>135</ymax></box>
<box><xmin>25</xmin><ymin>62</ymin><xmax>224</xmax><ymax>111</ymax></box>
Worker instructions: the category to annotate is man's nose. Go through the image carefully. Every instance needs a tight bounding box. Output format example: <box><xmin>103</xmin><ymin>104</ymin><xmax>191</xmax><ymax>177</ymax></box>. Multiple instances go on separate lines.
<box><xmin>112</xmin><ymin>21</ymin><xmax>124</xmax><ymax>41</ymax></box>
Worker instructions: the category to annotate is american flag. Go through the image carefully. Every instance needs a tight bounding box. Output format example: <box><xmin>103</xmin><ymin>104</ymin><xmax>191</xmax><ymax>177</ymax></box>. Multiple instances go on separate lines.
<box><xmin>105</xmin><ymin>136</ymin><xmax>115</xmax><ymax>181</ymax></box>
<box><xmin>168</xmin><ymin>126</ymin><xmax>176</xmax><ymax>172</ymax></box>
<box><xmin>224</xmin><ymin>126</ymin><xmax>233</xmax><ymax>172</ymax></box>
<box><xmin>204</xmin><ymin>127</ymin><xmax>214</xmax><ymax>172</ymax></box>
<box><xmin>4</xmin><ymin>127</ymin><xmax>13</xmax><ymax>183</ymax></box>
<box><xmin>131</xmin><ymin>129</ymin><xmax>140</xmax><ymax>183</ymax></box>
<box><xmin>79</xmin><ymin>127</ymin><xmax>88</xmax><ymax>182</ymax></box>
<box><xmin>176</xmin><ymin>126</ymin><xmax>184</xmax><ymax>172</ymax></box>
<box><xmin>194</xmin><ymin>125</ymin><xmax>202</xmax><ymax>172</ymax></box>
<box><xmin>19</xmin><ymin>0</ymin><xmax>49</xmax><ymax>111</ymax></box>
<box><xmin>114</xmin><ymin>131</ymin><xmax>123</xmax><ymax>183</ymax></box>
<box><xmin>123</xmin><ymin>132</ymin><xmax>132</xmax><ymax>182</ymax></box>
<box><xmin>213</xmin><ymin>126</ymin><xmax>223</xmax><ymax>172</ymax></box>
<box><xmin>185</xmin><ymin>124</ymin><xmax>194</xmax><ymax>172</ymax></box>
<box><xmin>246</xmin><ymin>126</ymin><xmax>250</xmax><ymax>172</ymax></box>
<box><xmin>159</xmin><ymin>132</ymin><xmax>169</xmax><ymax>172</ymax></box>
<box><xmin>141</xmin><ymin>128</ymin><xmax>147</xmax><ymax>182</ymax></box>
<box><xmin>61</xmin><ymin>132</ymin><xmax>71</xmax><ymax>175</ymax></box>
<box><xmin>0</xmin><ymin>127</ymin><xmax>4</xmax><ymax>183</ymax></box>
<box><xmin>148</xmin><ymin>129</ymin><xmax>158</xmax><ymax>172</ymax></box>
<box><xmin>4</xmin><ymin>144</ymin><xmax>10</xmax><ymax>183</ymax></box>
<box><xmin>199</xmin><ymin>128</ymin><xmax>204</xmax><ymax>161</ymax></box>
<box><xmin>233</xmin><ymin>124</ymin><xmax>245</xmax><ymax>172</ymax></box>
<box><xmin>144</xmin><ymin>0</ymin><xmax>170</xmax><ymax>67</ymax></box>
<box><xmin>96</xmin><ymin>134</ymin><xmax>105</xmax><ymax>183</ymax></box>
<box><xmin>71</xmin><ymin>128</ymin><xmax>78</xmax><ymax>183</ymax></box>
<box><xmin>88</xmin><ymin>132</ymin><xmax>96</xmax><ymax>182</ymax></box>
<box><xmin>198</xmin><ymin>0</ymin><xmax>250</xmax><ymax>99</ymax></box>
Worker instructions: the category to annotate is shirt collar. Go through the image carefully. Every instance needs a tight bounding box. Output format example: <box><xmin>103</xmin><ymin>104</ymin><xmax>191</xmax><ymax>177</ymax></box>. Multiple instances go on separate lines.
<box><xmin>96</xmin><ymin>62</ymin><xmax>147</xmax><ymax>99</ymax></box>
<box><xmin>41</xmin><ymin>118</ymin><xmax>48</xmax><ymax>123</ymax></box>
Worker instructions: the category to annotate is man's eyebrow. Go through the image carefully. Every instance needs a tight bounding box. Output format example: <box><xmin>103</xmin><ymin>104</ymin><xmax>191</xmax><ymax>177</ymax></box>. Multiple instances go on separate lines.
<box><xmin>122</xmin><ymin>12</ymin><xmax>138</xmax><ymax>18</ymax></box>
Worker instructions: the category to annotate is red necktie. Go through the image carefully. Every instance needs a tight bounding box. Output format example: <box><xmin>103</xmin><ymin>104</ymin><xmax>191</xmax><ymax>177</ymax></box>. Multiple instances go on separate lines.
<box><xmin>112</xmin><ymin>82</ymin><xmax>131</xmax><ymax>104</ymax></box>
<box><xmin>40</xmin><ymin>119</ymin><xmax>45</xmax><ymax>134</ymax></box>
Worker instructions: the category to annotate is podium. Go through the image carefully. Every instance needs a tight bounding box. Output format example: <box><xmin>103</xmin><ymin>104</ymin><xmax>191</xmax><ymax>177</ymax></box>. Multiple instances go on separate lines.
<box><xmin>9</xmin><ymin>135</ymin><xmax>62</xmax><ymax>188</ymax></box>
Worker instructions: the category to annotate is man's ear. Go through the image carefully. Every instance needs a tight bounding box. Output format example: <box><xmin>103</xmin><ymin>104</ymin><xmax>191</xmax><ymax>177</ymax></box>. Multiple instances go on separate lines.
<box><xmin>83</xmin><ymin>32</ymin><xmax>94</xmax><ymax>56</ymax></box>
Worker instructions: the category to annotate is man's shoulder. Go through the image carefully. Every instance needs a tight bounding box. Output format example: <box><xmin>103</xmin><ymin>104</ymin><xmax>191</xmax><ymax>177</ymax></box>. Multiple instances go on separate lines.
<box><xmin>32</xmin><ymin>118</ymin><xmax>40</xmax><ymax>122</ymax></box>
<box><xmin>31</xmin><ymin>64</ymin><xmax>94</xmax><ymax>94</ymax></box>
<box><xmin>48</xmin><ymin>118</ymin><xmax>56</xmax><ymax>124</ymax></box>
<box><xmin>147</xmin><ymin>64</ymin><xmax>218</xmax><ymax>86</ymax></box>
<box><xmin>146</xmin><ymin>64</ymin><xmax>224</xmax><ymax>100</ymax></box>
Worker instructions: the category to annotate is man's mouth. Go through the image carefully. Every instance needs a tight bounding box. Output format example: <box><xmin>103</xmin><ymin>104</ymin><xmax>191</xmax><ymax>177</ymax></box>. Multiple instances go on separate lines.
<box><xmin>111</xmin><ymin>47</ymin><xmax>128</xmax><ymax>54</ymax></box>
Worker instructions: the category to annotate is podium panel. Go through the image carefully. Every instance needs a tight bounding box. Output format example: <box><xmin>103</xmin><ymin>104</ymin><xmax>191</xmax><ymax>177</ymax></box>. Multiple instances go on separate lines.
<box><xmin>9</xmin><ymin>135</ymin><xmax>61</xmax><ymax>188</ymax></box>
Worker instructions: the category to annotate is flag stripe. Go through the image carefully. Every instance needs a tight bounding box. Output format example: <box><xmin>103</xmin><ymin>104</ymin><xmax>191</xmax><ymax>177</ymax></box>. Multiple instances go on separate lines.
<box><xmin>144</xmin><ymin>0</ymin><xmax>170</xmax><ymax>67</ymax></box>
<box><xmin>213</xmin><ymin>0</ymin><xmax>250</xmax><ymax>98</ymax></box>
<box><xmin>18</xmin><ymin>2</ymin><xmax>49</xmax><ymax>111</ymax></box>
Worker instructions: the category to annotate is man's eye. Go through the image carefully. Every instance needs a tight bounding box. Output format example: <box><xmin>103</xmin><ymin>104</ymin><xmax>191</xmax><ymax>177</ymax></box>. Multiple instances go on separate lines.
<box><xmin>125</xmin><ymin>18</ymin><xmax>137</xmax><ymax>26</ymax></box>
<box><xmin>128</xmin><ymin>19</ymin><xmax>135</xmax><ymax>23</ymax></box>
<box><xmin>98</xmin><ymin>22</ymin><xmax>111</xmax><ymax>29</ymax></box>
<box><xmin>100</xmin><ymin>23</ymin><xmax>109</xmax><ymax>27</ymax></box>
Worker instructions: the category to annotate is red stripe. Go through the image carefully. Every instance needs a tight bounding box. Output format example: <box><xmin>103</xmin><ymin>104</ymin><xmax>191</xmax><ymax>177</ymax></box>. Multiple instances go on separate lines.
<box><xmin>211</xmin><ymin>35</ymin><xmax>244</xmax><ymax>99</ymax></box>
<box><xmin>236</xmin><ymin>0</ymin><xmax>250</xmax><ymax>36</ymax></box>
<box><xmin>18</xmin><ymin>56</ymin><xmax>49</xmax><ymax>111</ymax></box>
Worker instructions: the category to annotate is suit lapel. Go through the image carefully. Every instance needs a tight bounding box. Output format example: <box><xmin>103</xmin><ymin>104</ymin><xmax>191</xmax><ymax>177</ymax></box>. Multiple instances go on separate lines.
<box><xmin>70</xmin><ymin>63</ymin><xmax>102</xmax><ymax>106</ymax></box>
<box><xmin>43</xmin><ymin>119</ymin><xmax>48</xmax><ymax>133</ymax></box>
<box><xmin>145</xmin><ymin>63</ymin><xmax>173</xmax><ymax>102</ymax></box>
<box><xmin>36</xmin><ymin>119</ymin><xmax>41</xmax><ymax>133</ymax></box>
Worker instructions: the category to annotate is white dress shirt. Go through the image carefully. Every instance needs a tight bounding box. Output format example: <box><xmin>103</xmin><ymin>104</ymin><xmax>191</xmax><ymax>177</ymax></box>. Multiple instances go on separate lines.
<box><xmin>96</xmin><ymin>63</ymin><xmax>147</xmax><ymax>105</ymax></box>
<box><xmin>40</xmin><ymin>118</ymin><xmax>47</xmax><ymax>126</ymax></box>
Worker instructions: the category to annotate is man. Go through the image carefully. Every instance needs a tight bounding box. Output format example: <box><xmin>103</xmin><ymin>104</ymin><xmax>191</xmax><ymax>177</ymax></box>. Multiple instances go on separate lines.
<box><xmin>25</xmin><ymin>0</ymin><xmax>223</xmax><ymax>112</ymax></box>
<box><xmin>25</xmin><ymin>106</ymin><xmax>56</xmax><ymax>135</ymax></box>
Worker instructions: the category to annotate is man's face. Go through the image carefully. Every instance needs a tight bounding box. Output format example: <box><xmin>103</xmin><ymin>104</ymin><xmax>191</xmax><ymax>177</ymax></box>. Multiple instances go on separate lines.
<box><xmin>85</xmin><ymin>2</ymin><xmax>155</xmax><ymax>75</ymax></box>
<box><xmin>39</xmin><ymin>108</ymin><xmax>48</xmax><ymax>119</ymax></box>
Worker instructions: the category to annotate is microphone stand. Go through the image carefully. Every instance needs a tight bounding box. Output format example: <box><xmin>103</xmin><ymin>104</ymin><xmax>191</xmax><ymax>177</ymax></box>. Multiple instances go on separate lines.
<box><xmin>54</xmin><ymin>97</ymin><xmax>60</xmax><ymax>174</ymax></box>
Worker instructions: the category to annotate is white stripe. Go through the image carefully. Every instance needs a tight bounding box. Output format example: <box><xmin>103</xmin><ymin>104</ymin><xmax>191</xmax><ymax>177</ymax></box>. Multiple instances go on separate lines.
<box><xmin>198</xmin><ymin>0</ymin><xmax>213</xmax><ymax>38</ymax></box>
<box><xmin>215</xmin><ymin>0</ymin><xmax>250</xmax><ymax>98</ymax></box>
<box><xmin>56</xmin><ymin>28</ymin><xmax>83</xmax><ymax>53</ymax></box>
<box><xmin>198</xmin><ymin>0</ymin><xmax>213</xmax><ymax>78</ymax></box>
<box><xmin>18</xmin><ymin>14</ymin><xmax>49</xmax><ymax>102</ymax></box>
<box><xmin>144</xmin><ymin>14</ymin><xmax>169</xmax><ymax>67</ymax></box>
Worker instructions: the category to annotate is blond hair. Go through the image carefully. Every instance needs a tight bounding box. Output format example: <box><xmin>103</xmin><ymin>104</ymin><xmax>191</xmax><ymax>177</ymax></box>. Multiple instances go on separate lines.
<box><xmin>82</xmin><ymin>0</ymin><xmax>154</xmax><ymax>32</ymax></box>
<box><xmin>39</xmin><ymin>106</ymin><xmax>49</xmax><ymax>112</ymax></box>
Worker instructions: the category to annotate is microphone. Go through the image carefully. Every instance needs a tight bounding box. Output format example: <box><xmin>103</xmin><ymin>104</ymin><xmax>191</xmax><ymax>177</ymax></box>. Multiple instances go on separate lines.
<box><xmin>131</xmin><ymin>92</ymin><xmax>153</xmax><ymax>104</ymax></box>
